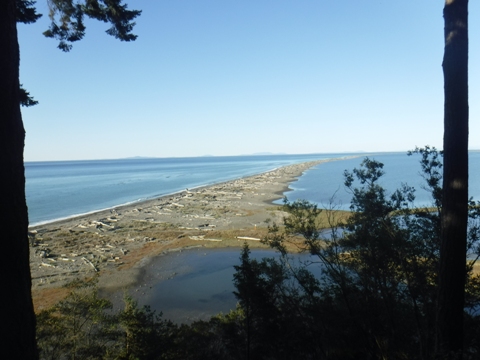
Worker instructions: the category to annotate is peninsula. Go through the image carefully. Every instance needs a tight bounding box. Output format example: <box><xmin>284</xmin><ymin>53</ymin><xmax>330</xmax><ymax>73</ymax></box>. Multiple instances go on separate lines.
<box><xmin>29</xmin><ymin>159</ymin><xmax>332</xmax><ymax>310</ymax></box>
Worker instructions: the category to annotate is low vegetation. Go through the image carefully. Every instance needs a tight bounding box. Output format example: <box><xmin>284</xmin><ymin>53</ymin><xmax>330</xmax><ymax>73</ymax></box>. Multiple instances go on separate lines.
<box><xmin>36</xmin><ymin>148</ymin><xmax>480</xmax><ymax>359</ymax></box>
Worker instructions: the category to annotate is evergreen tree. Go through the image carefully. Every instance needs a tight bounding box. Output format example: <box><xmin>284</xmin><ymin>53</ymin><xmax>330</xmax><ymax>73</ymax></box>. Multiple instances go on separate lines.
<box><xmin>232</xmin><ymin>243</ymin><xmax>326</xmax><ymax>359</ymax></box>
<box><xmin>263</xmin><ymin>149</ymin><xmax>480</xmax><ymax>359</ymax></box>
<box><xmin>1</xmin><ymin>1</ymin><xmax>140</xmax><ymax>358</ymax></box>
<box><xmin>438</xmin><ymin>0</ymin><xmax>469</xmax><ymax>357</ymax></box>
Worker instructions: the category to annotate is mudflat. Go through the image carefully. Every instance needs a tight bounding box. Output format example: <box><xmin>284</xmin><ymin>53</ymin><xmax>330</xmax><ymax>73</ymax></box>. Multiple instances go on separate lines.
<box><xmin>29</xmin><ymin>159</ymin><xmax>330</xmax><ymax>311</ymax></box>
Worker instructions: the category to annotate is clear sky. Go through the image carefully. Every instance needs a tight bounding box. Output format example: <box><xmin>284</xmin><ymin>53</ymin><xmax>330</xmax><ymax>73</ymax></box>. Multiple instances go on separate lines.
<box><xmin>18</xmin><ymin>1</ymin><xmax>480</xmax><ymax>161</ymax></box>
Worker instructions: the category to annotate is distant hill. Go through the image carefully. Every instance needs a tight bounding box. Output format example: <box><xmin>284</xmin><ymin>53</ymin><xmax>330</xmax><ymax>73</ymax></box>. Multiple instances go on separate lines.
<box><xmin>249</xmin><ymin>152</ymin><xmax>288</xmax><ymax>156</ymax></box>
<box><xmin>124</xmin><ymin>156</ymin><xmax>155</xmax><ymax>159</ymax></box>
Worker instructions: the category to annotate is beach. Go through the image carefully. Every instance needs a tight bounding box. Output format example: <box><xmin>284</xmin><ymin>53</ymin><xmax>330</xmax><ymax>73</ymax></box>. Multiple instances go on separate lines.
<box><xmin>29</xmin><ymin>159</ymin><xmax>327</xmax><ymax>311</ymax></box>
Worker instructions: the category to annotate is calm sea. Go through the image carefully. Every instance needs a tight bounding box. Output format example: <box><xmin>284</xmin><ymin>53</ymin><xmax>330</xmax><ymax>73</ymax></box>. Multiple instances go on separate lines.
<box><xmin>25</xmin><ymin>151</ymin><xmax>480</xmax><ymax>226</ymax></box>
<box><xmin>25</xmin><ymin>153</ymin><xmax>341</xmax><ymax>226</ymax></box>
<box><xmin>281</xmin><ymin>151</ymin><xmax>480</xmax><ymax>210</ymax></box>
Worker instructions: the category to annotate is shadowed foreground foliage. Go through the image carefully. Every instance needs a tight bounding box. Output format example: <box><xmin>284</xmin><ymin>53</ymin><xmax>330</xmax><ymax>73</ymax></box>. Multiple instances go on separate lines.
<box><xmin>36</xmin><ymin>279</ymin><xmax>178</xmax><ymax>359</ymax></box>
<box><xmin>36</xmin><ymin>149</ymin><xmax>480</xmax><ymax>359</ymax></box>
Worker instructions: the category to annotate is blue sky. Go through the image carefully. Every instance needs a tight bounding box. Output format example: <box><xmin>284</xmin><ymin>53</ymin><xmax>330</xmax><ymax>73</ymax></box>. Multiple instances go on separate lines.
<box><xmin>19</xmin><ymin>1</ymin><xmax>480</xmax><ymax>161</ymax></box>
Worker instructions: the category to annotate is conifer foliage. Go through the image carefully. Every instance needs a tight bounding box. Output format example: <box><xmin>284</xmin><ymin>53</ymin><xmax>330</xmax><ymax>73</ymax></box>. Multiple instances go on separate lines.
<box><xmin>255</xmin><ymin>148</ymin><xmax>480</xmax><ymax>359</ymax></box>
<box><xmin>36</xmin><ymin>279</ymin><xmax>177</xmax><ymax>359</ymax></box>
<box><xmin>43</xmin><ymin>0</ymin><xmax>141</xmax><ymax>51</ymax></box>
<box><xmin>34</xmin><ymin>151</ymin><xmax>480</xmax><ymax>359</ymax></box>
<box><xmin>16</xmin><ymin>0</ymin><xmax>42</xmax><ymax>23</ymax></box>
<box><xmin>1</xmin><ymin>1</ymin><xmax>141</xmax><ymax>358</ymax></box>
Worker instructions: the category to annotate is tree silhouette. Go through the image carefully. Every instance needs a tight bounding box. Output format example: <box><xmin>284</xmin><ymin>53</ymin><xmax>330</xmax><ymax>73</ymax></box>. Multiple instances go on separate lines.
<box><xmin>1</xmin><ymin>1</ymin><xmax>140</xmax><ymax>358</ymax></box>
<box><xmin>437</xmin><ymin>0</ymin><xmax>469</xmax><ymax>357</ymax></box>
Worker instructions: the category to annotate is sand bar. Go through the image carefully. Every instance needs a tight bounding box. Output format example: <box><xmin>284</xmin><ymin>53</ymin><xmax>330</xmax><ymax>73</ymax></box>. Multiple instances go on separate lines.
<box><xmin>29</xmin><ymin>158</ymin><xmax>346</xmax><ymax>310</ymax></box>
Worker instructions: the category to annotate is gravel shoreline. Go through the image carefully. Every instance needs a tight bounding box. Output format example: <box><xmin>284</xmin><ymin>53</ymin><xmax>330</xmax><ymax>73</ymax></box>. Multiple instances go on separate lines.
<box><xmin>29</xmin><ymin>159</ymin><xmax>337</xmax><ymax>311</ymax></box>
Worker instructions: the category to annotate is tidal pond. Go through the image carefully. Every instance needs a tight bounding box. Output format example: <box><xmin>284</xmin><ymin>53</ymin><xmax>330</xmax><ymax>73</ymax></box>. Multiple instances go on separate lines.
<box><xmin>123</xmin><ymin>247</ymin><xmax>322</xmax><ymax>323</ymax></box>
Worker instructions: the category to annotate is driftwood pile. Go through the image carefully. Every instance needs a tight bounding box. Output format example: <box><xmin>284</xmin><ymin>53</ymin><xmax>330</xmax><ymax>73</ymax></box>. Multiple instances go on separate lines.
<box><xmin>29</xmin><ymin>160</ymin><xmax>324</xmax><ymax>289</ymax></box>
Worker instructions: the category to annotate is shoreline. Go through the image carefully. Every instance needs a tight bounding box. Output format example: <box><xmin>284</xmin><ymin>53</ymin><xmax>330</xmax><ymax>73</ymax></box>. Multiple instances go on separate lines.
<box><xmin>29</xmin><ymin>158</ymin><xmax>326</xmax><ymax>231</ymax></box>
<box><xmin>29</xmin><ymin>158</ymin><xmax>339</xmax><ymax>311</ymax></box>
<box><xmin>28</xmin><ymin>165</ymin><xmax>290</xmax><ymax>228</ymax></box>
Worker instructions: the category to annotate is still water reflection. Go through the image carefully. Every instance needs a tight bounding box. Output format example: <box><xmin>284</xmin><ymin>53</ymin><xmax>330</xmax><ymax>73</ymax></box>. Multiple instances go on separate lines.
<box><xmin>129</xmin><ymin>247</ymin><xmax>322</xmax><ymax>324</ymax></box>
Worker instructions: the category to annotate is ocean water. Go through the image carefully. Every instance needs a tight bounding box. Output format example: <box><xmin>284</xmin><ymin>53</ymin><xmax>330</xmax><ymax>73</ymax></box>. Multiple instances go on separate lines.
<box><xmin>25</xmin><ymin>153</ymin><xmax>345</xmax><ymax>226</ymax></box>
<box><xmin>27</xmin><ymin>151</ymin><xmax>480</xmax><ymax>321</ymax></box>
<box><xmin>280</xmin><ymin>151</ymin><xmax>480</xmax><ymax>210</ymax></box>
<box><xmin>25</xmin><ymin>151</ymin><xmax>480</xmax><ymax>226</ymax></box>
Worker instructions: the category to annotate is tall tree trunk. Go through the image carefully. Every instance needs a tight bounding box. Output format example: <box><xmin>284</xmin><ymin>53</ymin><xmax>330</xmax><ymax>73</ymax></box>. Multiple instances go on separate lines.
<box><xmin>0</xmin><ymin>0</ymin><xmax>38</xmax><ymax>358</ymax></box>
<box><xmin>437</xmin><ymin>0</ymin><xmax>469</xmax><ymax>358</ymax></box>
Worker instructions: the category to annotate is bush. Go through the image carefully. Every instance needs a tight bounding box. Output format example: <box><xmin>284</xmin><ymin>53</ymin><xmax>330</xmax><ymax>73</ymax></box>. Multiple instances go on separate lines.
<box><xmin>36</xmin><ymin>279</ymin><xmax>176</xmax><ymax>360</ymax></box>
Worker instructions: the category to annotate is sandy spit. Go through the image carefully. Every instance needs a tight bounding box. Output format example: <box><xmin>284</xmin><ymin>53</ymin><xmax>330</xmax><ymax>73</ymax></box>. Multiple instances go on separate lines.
<box><xmin>29</xmin><ymin>159</ymin><xmax>339</xmax><ymax>311</ymax></box>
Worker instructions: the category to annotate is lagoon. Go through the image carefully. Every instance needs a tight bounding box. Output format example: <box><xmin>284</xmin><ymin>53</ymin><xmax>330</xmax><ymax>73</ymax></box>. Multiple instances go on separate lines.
<box><xmin>119</xmin><ymin>247</ymin><xmax>323</xmax><ymax>323</ymax></box>
<box><xmin>29</xmin><ymin>151</ymin><xmax>480</xmax><ymax>320</ymax></box>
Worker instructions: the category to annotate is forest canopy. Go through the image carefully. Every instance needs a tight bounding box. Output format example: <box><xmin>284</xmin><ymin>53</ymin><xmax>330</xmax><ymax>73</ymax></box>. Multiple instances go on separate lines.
<box><xmin>36</xmin><ymin>149</ymin><xmax>480</xmax><ymax>359</ymax></box>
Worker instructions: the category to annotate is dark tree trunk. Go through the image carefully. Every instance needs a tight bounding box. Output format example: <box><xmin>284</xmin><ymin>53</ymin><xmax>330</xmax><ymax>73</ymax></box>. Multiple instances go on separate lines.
<box><xmin>437</xmin><ymin>0</ymin><xmax>469</xmax><ymax>358</ymax></box>
<box><xmin>0</xmin><ymin>0</ymin><xmax>38</xmax><ymax>358</ymax></box>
